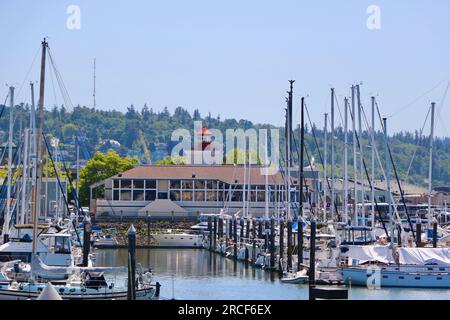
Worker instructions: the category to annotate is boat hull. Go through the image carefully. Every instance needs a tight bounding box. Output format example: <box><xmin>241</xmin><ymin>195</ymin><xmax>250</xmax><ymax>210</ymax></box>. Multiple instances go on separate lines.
<box><xmin>341</xmin><ymin>267</ymin><xmax>450</xmax><ymax>288</ymax></box>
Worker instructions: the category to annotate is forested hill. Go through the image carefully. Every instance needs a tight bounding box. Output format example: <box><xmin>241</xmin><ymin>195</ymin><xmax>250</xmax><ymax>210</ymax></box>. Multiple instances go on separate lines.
<box><xmin>1</xmin><ymin>103</ymin><xmax>450</xmax><ymax>188</ymax></box>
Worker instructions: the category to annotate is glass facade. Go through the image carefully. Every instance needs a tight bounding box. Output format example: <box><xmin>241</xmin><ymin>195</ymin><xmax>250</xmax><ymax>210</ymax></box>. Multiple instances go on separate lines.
<box><xmin>109</xmin><ymin>178</ymin><xmax>293</xmax><ymax>204</ymax></box>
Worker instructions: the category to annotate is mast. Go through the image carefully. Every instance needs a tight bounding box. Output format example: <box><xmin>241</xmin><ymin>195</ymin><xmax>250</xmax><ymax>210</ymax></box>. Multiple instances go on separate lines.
<box><xmin>287</xmin><ymin>80</ymin><xmax>294</xmax><ymax>220</ymax></box>
<box><xmin>330</xmin><ymin>88</ymin><xmax>335</xmax><ymax>222</ymax></box>
<box><xmin>4</xmin><ymin>86</ymin><xmax>15</xmax><ymax>240</ymax></box>
<box><xmin>20</xmin><ymin>129</ymin><xmax>29</xmax><ymax>225</ymax></box>
<box><xmin>32</xmin><ymin>38</ymin><xmax>48</xmax><ymax>254</ymax></box>
<box><xmin>76</xmin><ymin>136</ymin><xmax>80</xmax><ymax>199</ymax></box>
<box><xmin>383</xmin><ymin>118</ymin><xmax>393</xmax><ymax>244</ymax></box>
<box><xmin>351</xmin><ymin>85</ymin><xmax>358</xmax><ymax>226</ymax></box>
<box><xmin>344</xmin><ymin>98</ymin><xmax>349</xmax><ymax>224</ymax></box>
<box><xmin>93</xmin><ymin>58</ymin><xmax>96</xmax><ymax>108</ymax></box>
<box><xmin>371</xmin><ymin>97</ymin><xmax>376</xmax><ymax>234</ymax></box>
<box><xmin>357</xmin><ymin>85</ymin><xmax>365</xmax><ymax>226</ymax></box>
<box><xmin>297</xmin><ymin>97</ymin><xmax>305</xmax><ymax>266</ymax></box>
<box><xmin>264</xmin><ymin>131</ymin><xmax>269</xmax><ymax>220</ymax></box>
<box><xmin>427</xmin><ymin>102</ymin><xmax>435</xmax><ymax>227</ymax></box>
<box><xmin>247</xmin><ymin>153</ymin><xmax>252</xmax><ymax>218</ymax></box>
<box><xmin>323</xmin><ymin>113</ymin><xmax>328</xmax><ymax>223</ymax></box>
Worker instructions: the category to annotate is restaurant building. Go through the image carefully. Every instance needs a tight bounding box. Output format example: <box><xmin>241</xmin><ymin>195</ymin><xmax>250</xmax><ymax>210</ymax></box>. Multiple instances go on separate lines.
<box><xmin>91</xmin><ymin>164</ymin><xmax>319</xmax><ymax>219</ymax></box>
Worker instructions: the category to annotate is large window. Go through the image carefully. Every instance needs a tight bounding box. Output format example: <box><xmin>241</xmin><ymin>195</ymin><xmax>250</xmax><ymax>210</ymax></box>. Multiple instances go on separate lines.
<box><xmin>146</xmin><ymin>180</ymin><xmax>157</xmax><ymax>189</ymax></box>
<box><xmin>182</xmin><ymin>191</ymin><xmax>192</xmax><ymax>201</ymax></box>
<box><xmin>121</xmin><ymin>179</ymin><xmax>132</xmax><ymax>189</ymax></box>
<box><xmin>170</xmin><ymin>191</ymin><xmax>181</xmax><ymax>201</ymax></box>
<box><xmin>145</xmin><ymin>190</ymin><xmax>156</xmax><ymax>201</ymax></box>
<box><xmin>133</xmin><ymin>180</ymin><xmax>144</xmax><ymax>189</ymax></box>
<box><xmin>195</xmin><ymin>191</ymin><xmax>205</xmax><ymax>201</ymax></box>
<box><xmin>120</xmin><ymin>190</ymin><xmax>131</xmax><ymax>201</ymax></box>
<box><xmin>133</xmin><ymin>190</ymin><xmax>145</xmax><ymax>201</ymax></box>
<box><xmin>170</xmin><ymin>180</ymin><xmax>181</xmax><ymax>189</ymax></box>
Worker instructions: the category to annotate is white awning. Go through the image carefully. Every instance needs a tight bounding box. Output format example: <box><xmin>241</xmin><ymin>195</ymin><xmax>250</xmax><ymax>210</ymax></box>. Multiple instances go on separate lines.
<box><xmin>398</xmin><ymin>247</ymin><xmax>450</xmax><ymax>266</ymax></box>
<box><xmin>344</xmin><ymin>245</ymin><xmax>394</xmax><ymax>264</ymax></box>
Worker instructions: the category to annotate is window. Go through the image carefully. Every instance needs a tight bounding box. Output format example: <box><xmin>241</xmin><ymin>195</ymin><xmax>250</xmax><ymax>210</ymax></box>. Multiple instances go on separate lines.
<box><xmin>206</xmin><ymin>180</ymin><xmax>216</xmax><ymax>189</ymax></box>
<box><xmin>121</xmin><ymin>179</ymin><xmax>132</xmax><ymax>189</ymax></box>
<box><xmin>206</xmin><ymin>191</ymin><xmax>217</xmax><ymax>202</ymax></box>
<box><xmin>113</xmin><ymin>180</ymin><xmax>120</xmax><ymax>188</ymax></box>
<box><xmin>133</xmin><ymin>180</ymin><xmax>144</xmax><ymax>189</ymax></box>
<box><xmin>257</xmin><ymin>192</ymin><xmax>265</xmax><ymax>202</ymax></box>
<box><xmin>182</xmin><ymin>180</ymin><xmax>193</xmax><ymax>189</ymax></box>
<box><xmin>146</xmin><ymin>180</ymin><xmax>156</xmax><ymax>189</ymax></box>
<box><xmin>170</xmin><ymin>180</ymin><xmax>181</xmax><ymax>189</ymax></box>
<box><xmin>133</xmin><ymin>190</ymin><xmax>145</xmax><ymax>201</ymax></box>
<box><xmin>195</xmin><ymin>191</ymin><xmax>205</xmax><ymax>201</ymax></box>
<box><xmin>250</xmin><ymin>191</ymin><xmax>257</xmax><ymax>202</ymax></box>
<box><xmin>145</xmin><ymin>190</ymin><xmax>156</xmax><ymax>201</ymax></box>
<box><xmin>54</xmin><ymin>237</ymin><xmax>71</xmax><ymax>254</ymax></box>
<box><xmin>182</xmin><ymin>191</ymin><xmax>193</xmax><ymax>201</ymax></box>
<box><xmin>231</xmin><ymin>191</ymin><xmax>242</xmax><ymax>202</ymax></box>
<box><xmin>120</xmin><ymin>190</ymin><xmax>132</xmax><ymax>201</ymax></box>
<box><xmin>113</xmin><ymin>190</ymin><xmax>120</xmax><ymax>201</ymax></box>
<box><xmin>195</xmin><ymin>180</ymin><xmax>205</xmax><ymax>189</ymax></box>
<box><xmin>170</xmin><ymin>191</ymin><xmax>181</xmax><ymax>201</ymax></box>
<box><xmin>158</xmin><ymin>192</ymin><xmax>168</xmax><ymax>199</ymax></box>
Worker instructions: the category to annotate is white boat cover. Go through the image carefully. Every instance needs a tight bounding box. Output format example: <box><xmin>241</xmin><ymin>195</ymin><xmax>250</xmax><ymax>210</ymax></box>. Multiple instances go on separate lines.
<box><xmin>397</xmin><ymin>247</ymin><xmax>450</xmax><ymax>266</ymax></box>
<box><xmin>344</xmin><ymin>245</ymin><xmax>395</xmax><ymax>264</ymax></box>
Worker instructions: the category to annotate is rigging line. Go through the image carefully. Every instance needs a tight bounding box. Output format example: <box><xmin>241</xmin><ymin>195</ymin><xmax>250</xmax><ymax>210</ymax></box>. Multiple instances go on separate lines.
<box><xmin>291</xmin><ymin>126</ymin><xmax>318</xmax><ymax>218</ymax></box>
<box><xmin>373</xmin><ymin>102</ymin><xmax>417</xmax><ymax>240</ymax></box>
<box><xmin>304</xmin><ymin>103</ymin><xmax>341</xmax><ymax>221</ymax></box>
<box><xmin>347</xmin><ymin>101</ymin><xmax>390</xmax><ymax>237</ymax></box>
<box><xmin>42</xmin><ymin>132</ymin><xmax>82</xmax><ymax>244</ymax></box>
<box><xmin>386</xmin><ymin>75</ymin><xmax>450</xmax><ymax>119</ymax></box>
<box><xmin>48</xmin><ymin>58</ymin><xmax>59</xmax><ymax>108</ymax></box>
<box><xmin>435</xmin><ymin>80</ymin><xmax>450</xmax><ymax>137</ymax></box>
<box><xmin>14</xmin><ymin>45</ymin><xmax>41</xmax><ymax>102</ymax></box>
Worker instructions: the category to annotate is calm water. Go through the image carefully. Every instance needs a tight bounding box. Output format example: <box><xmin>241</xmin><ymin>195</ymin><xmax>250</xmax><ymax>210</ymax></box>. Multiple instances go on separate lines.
<box><xmin>94</xmin><ymin>248</ymin><xmax>450</xmax><ymax>300</ymax></box>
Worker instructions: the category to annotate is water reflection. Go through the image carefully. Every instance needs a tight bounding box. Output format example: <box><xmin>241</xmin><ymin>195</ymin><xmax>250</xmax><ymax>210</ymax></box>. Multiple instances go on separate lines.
<box><xmin>94</xmin><ymin>248</ymin><xmax>450</xmax><ymax>300</ymax></box>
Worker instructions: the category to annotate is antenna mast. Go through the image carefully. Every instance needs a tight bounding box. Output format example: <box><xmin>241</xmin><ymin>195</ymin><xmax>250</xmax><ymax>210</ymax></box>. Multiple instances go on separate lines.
<box><xmin>93</xmin><ymin>58</ymin><xmax>96</xmax><ymax>108</ymax></box>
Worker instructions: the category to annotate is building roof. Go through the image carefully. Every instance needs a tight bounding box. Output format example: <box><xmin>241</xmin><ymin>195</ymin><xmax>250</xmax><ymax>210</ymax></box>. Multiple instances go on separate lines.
<box><xmin>112</xmin><ymin>164</ymin><xmax>293</xmax><ymax>185</ymax></box>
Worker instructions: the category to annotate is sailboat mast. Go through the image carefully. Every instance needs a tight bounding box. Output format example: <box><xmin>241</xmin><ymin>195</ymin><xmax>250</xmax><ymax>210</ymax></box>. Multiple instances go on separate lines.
<box><xmin>351</xmin><ymin>85</ymin><xmax>358</xmax><ymax>226</ymax></box>
<box><xmin>344</xmin><ymin>98</ymin><xmax>349</xmax><ymax>224</ymax></box>
<box><xmin>4</xmin><ymin>86</ymin><xmax>15</xmax><ymax>241</ymax></box>
<box><xmin>371</xmin><ymin>96</ymin><xmax>376</xmax><ymax>233</ymax></box>
<box><xmin>427</xmin><ymin>102</ymin><xmax>435</xmax><ymax>227</ymax></box>
<box><xmin>32</xmin><ymin>38</ymin><xmax>48</xmax><ymax>254</ymax></box>
<box><xmin>93</xmin><ymin>58</ymin><xmax>96</xmax><ymax>108</ymax></box>
<box><xmin>357</xmin><ymin>85</ymin><xmax>365</xmax><ymax>226</ymax></box>
<box><xmin>330</xmin><ymin>88</ymin><xmax>335</xmax><ymax>222</ymax></box>
<box><xmin>323</xmin><ymin>113</ymin><xmax>328</xmax><ymax>223</ymax></box>
<box><xmin>383</xmin><ymin>118</ymin><xmax>393</xmax><ymax>244</ymax></box>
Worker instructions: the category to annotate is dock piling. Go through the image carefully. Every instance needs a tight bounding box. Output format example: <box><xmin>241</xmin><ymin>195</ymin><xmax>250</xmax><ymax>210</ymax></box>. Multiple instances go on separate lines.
<box><xmin>127</xmin><ymin>224</ymin><xmax>137</xmax><ymax>300</ymax></box>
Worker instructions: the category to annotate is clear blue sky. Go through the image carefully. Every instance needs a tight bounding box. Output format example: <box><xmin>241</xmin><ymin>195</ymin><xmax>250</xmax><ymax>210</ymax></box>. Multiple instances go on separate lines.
<box><xmin>1</xmin><ymin>0</ymin><xmax>450</xmax><ymax>136</ymax></box>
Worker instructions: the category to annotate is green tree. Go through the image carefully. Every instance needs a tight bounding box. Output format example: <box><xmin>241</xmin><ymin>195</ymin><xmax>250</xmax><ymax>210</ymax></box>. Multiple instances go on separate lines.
<box><xmin>78</xmin><ymin>150</ymin><xmax>138</xmax><ymax>206</ymax></box>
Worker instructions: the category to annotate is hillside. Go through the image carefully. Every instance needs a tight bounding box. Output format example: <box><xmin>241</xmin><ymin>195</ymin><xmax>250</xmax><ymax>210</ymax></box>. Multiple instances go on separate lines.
<box><xmin>0</xmin><ymin>103</ymin><xmax>449</xmax><ymax>188</ymax></box>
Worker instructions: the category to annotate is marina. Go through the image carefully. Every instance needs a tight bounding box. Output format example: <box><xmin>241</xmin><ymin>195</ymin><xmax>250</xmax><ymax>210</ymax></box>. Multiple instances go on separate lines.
<box><xmin>1</xmin><ymin>1</ymin><xmax>450</xmax><ymax>311</ymax></box>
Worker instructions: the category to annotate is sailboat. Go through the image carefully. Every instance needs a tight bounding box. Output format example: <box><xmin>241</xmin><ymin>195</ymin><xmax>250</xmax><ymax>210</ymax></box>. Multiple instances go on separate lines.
<box><xmin>0</xmin><ymin>39</ymin><xmax>160</xmax><ymax>299</ymax></box>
